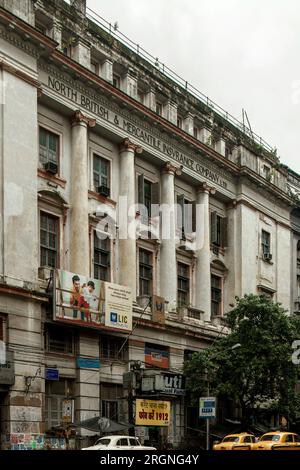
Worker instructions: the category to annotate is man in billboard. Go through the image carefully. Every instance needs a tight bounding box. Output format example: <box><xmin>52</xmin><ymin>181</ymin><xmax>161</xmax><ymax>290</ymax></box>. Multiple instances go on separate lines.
<box><xmin>70</xmin><ymin>275</ymin><xmax>85</xmax><ymax>320</ymax></box>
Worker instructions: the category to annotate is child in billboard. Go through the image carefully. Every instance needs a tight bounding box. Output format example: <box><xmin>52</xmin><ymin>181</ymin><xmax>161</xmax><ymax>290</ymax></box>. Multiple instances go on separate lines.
<box><xmin>82</xmin><ymin>281</ymin><xmax>98</xmax><ymax>322</ymax></box>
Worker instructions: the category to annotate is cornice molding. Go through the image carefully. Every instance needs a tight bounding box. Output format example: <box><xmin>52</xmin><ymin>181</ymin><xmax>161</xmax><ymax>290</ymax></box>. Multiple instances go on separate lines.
<box><xmin>0</xmin><ymin>58</ymin><xmax>40</xmax><ymax>89</ymax></box>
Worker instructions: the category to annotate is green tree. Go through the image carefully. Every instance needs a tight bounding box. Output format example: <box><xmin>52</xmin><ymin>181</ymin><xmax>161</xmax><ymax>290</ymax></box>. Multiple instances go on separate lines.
<box><xmin>184</xmin><ymin>294</ymin><xmax>300</xmax><ymax>427</ymax></box>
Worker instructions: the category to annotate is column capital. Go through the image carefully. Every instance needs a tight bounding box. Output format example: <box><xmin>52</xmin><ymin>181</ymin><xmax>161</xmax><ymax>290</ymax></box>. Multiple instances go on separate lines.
<box><xmin>71</xmin><ymin>110</ymin><xmax>96</xmax><ymax>128</ymax></box>
<box><xmin>226</xmin><ymin>199</ymin><xmax>237</xmax><ymax>209</ymax></box>
<box><xmin>119</xmin><ymin>138</ymin><xmax>143</xmax><ymax>154</ymax></box>
<box><xmin>196</xmin><ymin>181</ymin><xmax>216</xmax><ymax>195</ymax></box>
<box><xmin>161</xmin><ymin>161</ymin><xmax>182</xmax><ymax>175</ymax></box>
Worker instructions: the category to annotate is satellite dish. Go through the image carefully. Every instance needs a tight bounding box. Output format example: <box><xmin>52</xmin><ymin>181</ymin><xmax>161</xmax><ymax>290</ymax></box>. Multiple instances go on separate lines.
<box><xmin>98</xmin><ymin>417</ymin><xmax>110</xmax><ymax>432</ymax></box>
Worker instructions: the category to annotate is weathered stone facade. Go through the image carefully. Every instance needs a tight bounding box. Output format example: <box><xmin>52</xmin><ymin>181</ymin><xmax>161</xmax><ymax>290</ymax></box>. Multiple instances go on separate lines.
<box><xmin>0</xmin><ymin>0</ymin><xmax>300</xmax><ymax>450</ymax></box>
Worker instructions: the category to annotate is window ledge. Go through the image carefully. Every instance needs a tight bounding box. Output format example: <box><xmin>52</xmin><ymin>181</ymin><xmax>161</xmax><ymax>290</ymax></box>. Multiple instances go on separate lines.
<box><xmin>210</xmin><ymin>244</ymin><xmax>226</xmax><ymax>256</ymax></box>
<box><xmin>261</xmin><ymin>257</ymin><xmax>274</xmax><ymax>265</ymax></box>
<box><xmin>38</xmin><ymin>168</ymin><xmax>66</xmax><ymax>188</ymax></box>
<box><xmin>88</xmin><ymin>190</ymin><xmax>116</xmax><ymax>207</ymax></box>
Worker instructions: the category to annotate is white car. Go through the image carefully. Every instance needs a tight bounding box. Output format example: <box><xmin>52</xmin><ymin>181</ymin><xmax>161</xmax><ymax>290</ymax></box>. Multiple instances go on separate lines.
<box><xmin>82</xmin><ymin>435</ymin><xmax>156</xmax><ymax>450</ymax></box>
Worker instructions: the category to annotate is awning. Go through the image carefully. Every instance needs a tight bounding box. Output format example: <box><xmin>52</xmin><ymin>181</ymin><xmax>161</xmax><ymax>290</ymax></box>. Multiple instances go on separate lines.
<box><xmin>75</xmin><ymin>416</ymin><xmax>133</xmax><ymax>434</ymax></box>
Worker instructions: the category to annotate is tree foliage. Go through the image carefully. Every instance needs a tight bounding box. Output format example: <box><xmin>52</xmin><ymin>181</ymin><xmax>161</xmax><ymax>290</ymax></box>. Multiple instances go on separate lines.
<box><xmin>184</xmin><ymin>294</ymin><xmax>300</xmax><ymax>426</ymax></box>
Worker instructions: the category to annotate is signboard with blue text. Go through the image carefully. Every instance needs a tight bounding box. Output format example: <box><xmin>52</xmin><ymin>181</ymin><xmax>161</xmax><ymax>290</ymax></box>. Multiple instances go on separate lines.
<box><xmin>199</xmin><ymin>397</ymin><xmax>216</xmax><ymax>419</ymax></box>
<box><xmin>45</xmin><ymin>368</ymin><xmax>59</xmax><ymax>381</ymax></box>
<box><xmin>76</xmin><ymin>357</ymin><xmax>100</xmax><ymax>369</ymax></box>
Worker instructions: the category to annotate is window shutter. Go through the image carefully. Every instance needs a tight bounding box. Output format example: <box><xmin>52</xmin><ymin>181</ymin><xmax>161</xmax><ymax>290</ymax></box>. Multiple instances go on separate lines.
<box><xmin>151</xmin><ymin>182</ymin><xmax>160</xmax><ymax>205</ymax></box>
<box><xmin>177</xmin><ymin>194</ymin><xmax>185</xmax><ymax>236</ymax></box>
<box><xmin>220</xmin><ymin>217</ymin><xmax>228</xmax><ymax>247</ymax></box>
<box><xmin>211</xmin><ymin>211</ymin><xmax>218</xmax><ymax>245</ymax></box>
<box><xmin>192</xmin><ymin>200</ymin><xmax>197</xmax><ymax>232</ymax></box>
<box><xmin>138</xmin><ymin>174</ymin><xmax>145</xmax><ymax>205</ymax></box>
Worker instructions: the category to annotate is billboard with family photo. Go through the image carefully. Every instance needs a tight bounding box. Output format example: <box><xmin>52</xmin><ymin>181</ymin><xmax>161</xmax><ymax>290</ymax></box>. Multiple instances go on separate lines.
<box><xmin>55</xmin><ymin>269</ymin><xmax>132</xmax><ymax>332</ymax></box>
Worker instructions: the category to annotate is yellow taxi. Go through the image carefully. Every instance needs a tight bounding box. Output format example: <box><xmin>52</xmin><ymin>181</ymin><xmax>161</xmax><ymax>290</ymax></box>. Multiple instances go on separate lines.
<box><xmin>213</xmin><ymin>433</ymin><xmax>256</xmax><ymax>450</ymax></box>
<box><xmin>252</xmin><ymin>431</ymin><xmax>300</xmax><ymax>450</ymax></box>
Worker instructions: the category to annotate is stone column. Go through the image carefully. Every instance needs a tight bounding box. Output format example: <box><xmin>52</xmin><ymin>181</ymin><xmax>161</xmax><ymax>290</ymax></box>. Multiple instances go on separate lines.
<box><xmin>195</xmin><ymin>182</ymin><xmax>215</xmax><ymax>322</ymax></box>
<box><xmin>118</xmin><ymin>139</ymin><xmax>142</xmax><ymax>298</ymax></box>
<box><xmin>101</xmin><ymin>59</ymin><xmax>113</xmax><ymax>83</ymax></box>
<box><xmin>70</xmin><ymin>111</ymin><xmax>95</xmax><ymax>276</ymax></box>
<box><xmin>163</xmin><ymin>100</ymin><xmax>177</xmax><ymax>125</ymax></box>
<box><xmin>160</xmin><ymin>162</ymin><xmax>182</xmax><ymax>310</ymax></box>
<box><xmin>144</xmin><ymin>88</ymin><xmax>156</xmax><ymax>111</ymax></box>
<box><xmin>49</xmin><ymin>19</ymin><xmax>62</xmax><ymax>49</ymax></box>
<box><xmin>72</xmin><ymin>38</ymin><xmax>91</xmax><ymax>69</ymax></box>
<box><xmin>183</xmin><ymin>113</ymin><xmax>194</xmax><ymax>135</ymax></box>
<box><xmin>215</xmin><ymin>137</ymin><xmax>226</xmax><ymax>156</ymax></box>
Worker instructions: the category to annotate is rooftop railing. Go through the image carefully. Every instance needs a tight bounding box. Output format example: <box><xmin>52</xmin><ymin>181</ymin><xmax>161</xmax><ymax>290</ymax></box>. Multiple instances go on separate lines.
<box><xmin>86</xmin><ymin>6</ymin><xmax>275</xmax><ymax>155</ymax></box>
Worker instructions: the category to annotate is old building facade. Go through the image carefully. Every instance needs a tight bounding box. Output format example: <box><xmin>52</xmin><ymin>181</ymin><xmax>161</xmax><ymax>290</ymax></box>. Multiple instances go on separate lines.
<box><xmin>0</xmin><ymin>0</ymin><xmax>300</xmax><ymax>450</ymax></box>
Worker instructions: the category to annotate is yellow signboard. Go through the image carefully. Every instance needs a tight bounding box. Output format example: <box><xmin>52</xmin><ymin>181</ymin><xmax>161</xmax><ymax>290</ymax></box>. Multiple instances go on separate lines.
<box><xmin>135</xmin><ymin>399</ymin><xmax>170</xmax><ymax>426</ymax></box>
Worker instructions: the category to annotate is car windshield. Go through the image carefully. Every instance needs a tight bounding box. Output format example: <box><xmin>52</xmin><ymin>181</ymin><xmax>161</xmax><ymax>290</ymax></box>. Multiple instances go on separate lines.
<box><xmin>95</xmin><ymin>438</ymin><xmax>111</xmax><ymax>446</ymax></box>
<box><xmin>260</xmin><ymin>435</ymin><xmax>280</xmax><ymax>442</ymax></box>
<box><xmin>223</xmin><ymin>436</ymin><xmax>239</xmax><ymax>442</ymax></box>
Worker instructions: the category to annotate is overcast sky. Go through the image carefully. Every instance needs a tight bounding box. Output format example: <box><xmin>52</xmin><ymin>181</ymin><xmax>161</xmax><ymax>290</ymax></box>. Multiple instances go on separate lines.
<box><xmin>87</xmin><ymin>0</ymin><xmax>300</xmax><ymax>173</ymax></box>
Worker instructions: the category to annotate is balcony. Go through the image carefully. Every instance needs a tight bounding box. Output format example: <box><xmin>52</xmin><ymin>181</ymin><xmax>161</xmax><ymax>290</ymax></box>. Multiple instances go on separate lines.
<box><xmin>177</xmin><ymin>306</ymin><xmax>204</xmax><ymax>322</ymax></box>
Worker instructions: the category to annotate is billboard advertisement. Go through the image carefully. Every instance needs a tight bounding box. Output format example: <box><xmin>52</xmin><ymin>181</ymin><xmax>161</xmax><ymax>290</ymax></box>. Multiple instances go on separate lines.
<box><xmin>145</xmin><ymin>344</ymin><xmax>169</xmax><ymax>369</ymax></box>
<box><xmin>55</xmin><ymin>270</ymin><xmax>132</xmax><ymax>332</ymax></box>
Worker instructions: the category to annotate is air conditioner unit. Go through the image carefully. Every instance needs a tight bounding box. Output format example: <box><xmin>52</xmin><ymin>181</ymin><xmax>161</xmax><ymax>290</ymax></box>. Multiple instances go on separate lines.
<box><xmin>97</xmin><ymin>185</ymin><xmax>110</xmax><ymax>197</ymax></box>
<box><xmin>44</xmin><ymin>161</ymin><xmax>58</xmax><ymax>175</ymax></box>
<box><xmin>263</xmin><ymin>253</ymin><xmax>272</xmax><ymax>261</ymax></box>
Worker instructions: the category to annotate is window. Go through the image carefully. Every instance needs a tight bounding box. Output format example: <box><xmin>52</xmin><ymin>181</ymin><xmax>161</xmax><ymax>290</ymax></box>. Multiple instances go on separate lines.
<box><xmin>177</xmin><ymin>195</ymin><xmax>194</xmax><ymax>238</ymax></box>
<box><xmin>35</xmin><ymin>21</ymin><xmax>47</xmax><ymax>35</ymax></box>
<box><xmin>211</xmin><ymin>275</ymin><xmax>222</xmax><ymax>316</ymax></box>
<box><xmin>193</xmin><ymin>127</ymin><xmax>198</xmax><ymax>139</ymax></box>
<box><xmin>100</xmin><ymin>383</ymin><xmax>123</xmax><ymax>421</ymax></box>
<box><xmin>45</xmin><ymin>326</ymin><xmax>74</xmax><ymax>355</ymax></box>
<box><xmin>243</xmin><ymin>436</ymin><xmax>254</xmax><ymax>443</ymax></box>
<box><xmin>144</xmin><ymin>180</ymin><xmax>152</xmax><ymax>217</ymax></box>
<box><xmin>297</xmin><ymin>276</ymin><xmax>300</xmax><ymax>298</ymax></box>
<box><xmin>117</xmin><ymin>438</ymin><xmax>129</xmax><ymax>446</ymax></box>
<box><xmin>93</xmin><ymin>154</ymin><xmax>110</xmax><ymax>195</ymax></box>
<box><xmin>91</xmin><ymin>61</ymin><xmax>97</xmax><ymax>73</ymax></box>
<box><xmin>45</xmin><ymin>379</ymin><xmax>74</xmax><ymax>430</ymax></box>
<box><xmin>139</xmin><ymin>249</ymin><xmax>153</xmax><ymax>296</ymax></box>
<box><xmin>129</xmin><ymin>437</ymin><xmax>140</xmax><ymax>446</ymax></box>
<box><xmin>113</xmin><ymin>74</ymin><xmax>121</xmax><ymax>89</ymax></box>
<box><xmin>285</xmin><ymin>434</ymin><xmax>294</xmax><ymax>443</ymax></box>
<box><xmin>261</xmin><ymin>230</ymin><xmax>271</xmax><ymax>256</ymax></box>
<box><xmin>100</xmin><ymin>336</ymin><xmax>128</xmax><ymax>361</ymax></box>
<box><xmin>137</xmin><ymin>89</ymin><xmax>144</xmax><ymax>104</ymax></box>
<box><xmin>177</xmin><ymin>262</ymin><xmax>190</xmax><ymax>307</ymax></box>
<box><xmin>297</xmin><ymin>241</ymin><xmax>300</xmax><ymax>267</ymax></box>
<box><xmin>211</xmin><ymin>212</ymin><xmax>228</xmax><ymax>248</ymax></box>
<box><xmin>184</xmin><ymin>349</ymin><xmax>197</xmax><ymax>363</ymax></box>
<box><xmin>94</xmin><ymin>232</ymin><xmax>110</xmax><ymax>281</ymax></box>
<box><xmin>156</xmin><ymin>101</ymin><xmax>162</xmax><ymax>116</ymax></box>
<box><xmin>39</xmin><ymin>127</ymin><xmax>59</xmax><ymax>166</ymax></box>
<box><xmin>263</xmin><ymin>165</ymin><xmax>271</xmax><ymax>180</ymax></box>
<box><xmin>0</xmin><ymin>317</ymin><xmax>3</xmax><ymax>342</ymax></box>
<box><xmin>177</xmin><ymin>115</ymin><xmax>183</xmax><ymax>129</ymax></box>
<box><xmin>40</xmin><ymin>212</ymin><xmax>59</xmax><ymax>268</ymax></box>
<box><xmin>138</xmin><ymin>175</ymin><xmax>159</xmax><ymax>221</ymax></box>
